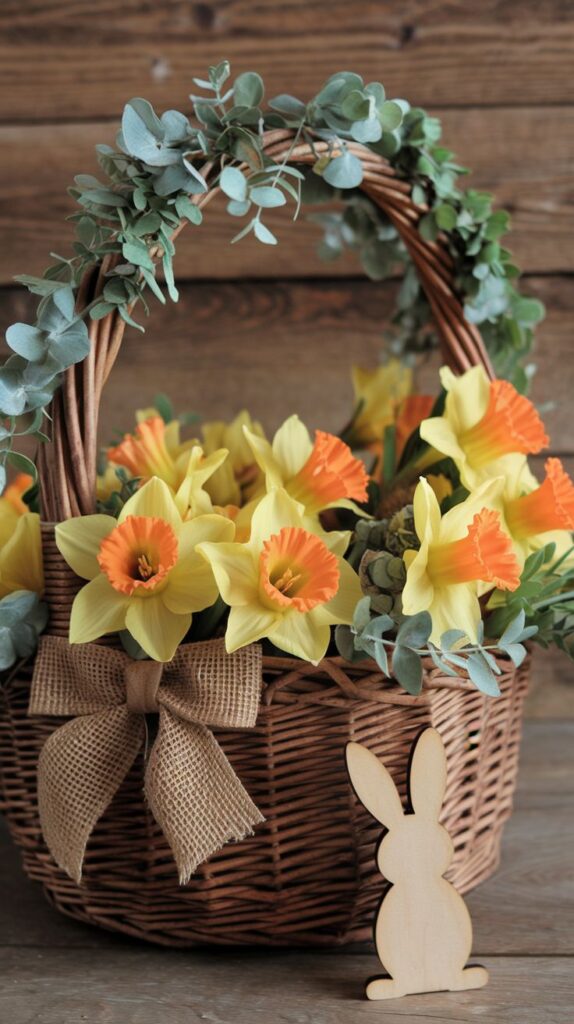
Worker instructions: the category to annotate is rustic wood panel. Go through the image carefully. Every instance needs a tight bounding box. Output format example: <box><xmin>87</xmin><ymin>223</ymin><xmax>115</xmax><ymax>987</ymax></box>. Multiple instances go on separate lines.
<box><xmin>1</xmin><ymin>1</ymin><xmax>573</xmax><ymax>122</ymax></box>
<box><xmin>1</xmin><ymin>275</ymin><xmax>572</xmax><ymax>450</ymax></box>
<box><xmin>1</xmin><ymin>723</ymin><xmax>572</xmax><ymax>954</ymax></box>
<box><xmin>0</xmin><ymin>106</ymin><xmax>572</xmax><ymax>283</ymax></box>
<box><xmin>1</xmin><ymin>950</ymin><xmax>573</xmax><ymax>1024</ymax></box>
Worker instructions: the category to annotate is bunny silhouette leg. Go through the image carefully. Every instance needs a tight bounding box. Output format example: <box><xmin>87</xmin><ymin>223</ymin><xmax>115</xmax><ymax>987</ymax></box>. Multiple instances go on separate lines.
<box><xmin>450</xmin><ymin>966</ymin><xmax>489</xmax><ymax>992</ymax></box>
<box><xmin>366</xmin><ymin>976</ymin><xmax>405</xmax><ymax>1000</ymax></box>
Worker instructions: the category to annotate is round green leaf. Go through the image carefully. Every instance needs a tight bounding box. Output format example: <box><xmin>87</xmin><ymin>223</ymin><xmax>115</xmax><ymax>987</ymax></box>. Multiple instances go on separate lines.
<box><xmin>220</xmin><ymin>166</ymin><xmax>248</xmax><ymax>202</ymax></box>
<box><xmin>233</xmin><ymin>71</ymin><xmax>264</xmax><ymax>108</ymax></box>
<box><xmin>322</xmin><ymin>151</ymin><xmax>363</xmax><ymax>190</ymax></box>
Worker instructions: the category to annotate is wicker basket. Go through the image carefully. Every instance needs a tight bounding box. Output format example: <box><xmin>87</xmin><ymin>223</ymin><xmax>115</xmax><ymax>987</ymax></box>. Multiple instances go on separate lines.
<box><xmin>0</xmin><ymin>133</ymin><xmax>530</xmax><ymax>946</ymax></box>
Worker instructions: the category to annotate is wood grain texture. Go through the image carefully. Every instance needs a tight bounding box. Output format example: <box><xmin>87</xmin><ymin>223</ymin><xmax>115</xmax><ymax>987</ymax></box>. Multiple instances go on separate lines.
<box><xmin>1</xmin><ymin>950</ymin><xmax>572</xmax><ymax>1024</ymax></box>
<box><xmin>1</xmin><ymin>1</ymin><xmax>573</xmax><ymax>122</ymax></box>
<box><xmin>0</xmin><ymin>106</ymin><xmax>572</xmax><ymax>283</ymax></box>
<box><xmin>0</xmin><ymin>722</ymin><xmax>572</xmax><ymax>1022</ymax></box>
<box><xmin>347</xmin><ymin>731</ymin><xmax>488</xmax><ymax>999</ymax></box>
<box><xmin>1</xmin><ymin>275</ymin><xmax>571</xmax><ymax>449</ymax></box>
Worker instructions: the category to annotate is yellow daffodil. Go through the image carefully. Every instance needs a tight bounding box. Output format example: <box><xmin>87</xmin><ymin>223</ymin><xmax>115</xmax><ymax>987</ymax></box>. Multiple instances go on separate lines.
<box><xmin>107</xmin><ymin>415</ymin><xmax>199</xmax><ymax>492</ymax></box>
<box><xmin>403</xmin><ymin>477</ymin><xmax>521</xmax><ymax>645</ymax></box>
<box><xmin>197</xmin><ymin>488</ymin><xmax>362</xmax><ymax>664</ymax></box>
<box><xmin>244</xmin><ymin>414</ymin><xmax>369</xmax><ymax>518</ymax></box>
<box><xmin>497</xmin><ymin>456</ymin><xmax>574</xmax><ymax>568</ymax></box>
<box><xmin>0</xmin><ymin>511</ymin><xmax>43</xmax><ymax>598</ymax></box>
<box><xmin>56</xmin><ymin>477</ymin><xmax>234</xmax><ymax>662</ymax></box>
<box><xmin>348</xmin><ymin>360</ymin><xmax>413</xmax><ymax>449</ymax></box>
<box><xmin>173</xmin><ymin>446</ymin><xmax>231</xmax><ymax>520</ymax></box>
<box><xmin>0</xmin><ymin>473</ymin><xmax>33</xmax><ymax>547</ymax></box>
<box><xmin>202</xmin><ymin>410</ymin><xmax>265</xmax><ymax>507</ymax></box>
<box><xmin>420</xmin><ymin>366</ymin><xmax>549</xmax><ymax>490</ymax></box>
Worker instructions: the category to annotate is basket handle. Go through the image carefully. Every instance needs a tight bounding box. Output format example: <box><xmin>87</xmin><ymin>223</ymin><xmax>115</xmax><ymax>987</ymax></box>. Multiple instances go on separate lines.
<box><xmin>38</xmin><ymin>130</ymin><xmax>494</xmax><ymax>522</ymax></box>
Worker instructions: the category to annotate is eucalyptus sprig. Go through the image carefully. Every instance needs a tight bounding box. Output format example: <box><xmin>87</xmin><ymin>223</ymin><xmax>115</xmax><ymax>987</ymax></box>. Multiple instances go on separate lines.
<box><xmin>337</xmin><ymin>598</ymin><xmax>536</xmax><ymax>697</ymax></box>
<box><xmin>0</xmin><ymin>61</ymin><xmax>543</xmax><ymax>492</ymax></box>
<box><xmin>0</xmin><ymin>591</ymin><xmax>49</xmax><ymax>673</ymax></box>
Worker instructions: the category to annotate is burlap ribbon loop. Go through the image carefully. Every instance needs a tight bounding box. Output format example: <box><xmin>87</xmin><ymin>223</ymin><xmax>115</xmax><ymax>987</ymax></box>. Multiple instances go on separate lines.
<box><xmin>29</xmin><ymin>635</ymin><xmax>264</xmax><ymax>885</ymax></box>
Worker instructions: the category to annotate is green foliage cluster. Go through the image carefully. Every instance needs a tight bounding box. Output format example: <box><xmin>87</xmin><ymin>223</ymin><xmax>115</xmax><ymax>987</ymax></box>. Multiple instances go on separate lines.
<box><xmin>0</xmin><ymin>591</ymin><xmax>48</xmax><ymax>671</ymax></box>
<box><xmin>337</xmin><ymin>599</ymin><xmax>535</xmax><ymax>697</ymax></box>
<box><xmin>486</xmin><ymin>542</ymin><xmax>574</xmax><ymax>659</ymax></box>
<box><xmin>0</xmin><ymin>62</ymin><xmax>542</xmax><ymax>490</ymax></box>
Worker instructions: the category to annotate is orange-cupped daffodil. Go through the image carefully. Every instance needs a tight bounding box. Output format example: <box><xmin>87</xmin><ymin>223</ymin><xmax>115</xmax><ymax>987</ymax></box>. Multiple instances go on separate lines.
<box><xmin>202</xmin><ymin>410</ymin><xmax>265</xmax><ymax>507</ymax></box>
<box><xmin>197</xmin><ymin>488</ymin><xmax>362</xmax><ymax>664</ymax></box>
<box><xmin>403</xmin><ymin>477</ymin><xmax>521</xmax><ymax>645</ymax></box>
<box><xmin>420</xmin><ymin>366</ymin><xmax>549</xmax><ymax>491</ymax></box>
<box><xmin>56</xmin><ymin>477</ymin><xmax>234</xmax><ymax>662</ymax></box>
<box><xmin>107</xmin><ymin>415</ymin><xmax>199</xmax><ymax>492</ymax></box>
<box><xmin>497</xmin><ymin>456</ymin><xmax>574</xmax><ymax>568</ymax></box>
<box><xmin>348</xmin><ymin>360</ymin><xmax>413</xmax><ymax>449</ymax></box>
<box><xmin>0</xmin><ymin>511</ymin><xmax>43</xmax><ymax>598</ymax></box>
<box><xmin>244</xmin><ymin>415</ymin><xmax>369</xmax><ymax>518</ymax></box>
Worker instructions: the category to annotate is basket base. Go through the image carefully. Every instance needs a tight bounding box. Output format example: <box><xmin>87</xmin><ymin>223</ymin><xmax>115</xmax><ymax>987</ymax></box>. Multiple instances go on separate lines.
<box><xmin>0</xmin><ymin>656</ymin><xmax>529</xmax><ymax>947</ymax></box>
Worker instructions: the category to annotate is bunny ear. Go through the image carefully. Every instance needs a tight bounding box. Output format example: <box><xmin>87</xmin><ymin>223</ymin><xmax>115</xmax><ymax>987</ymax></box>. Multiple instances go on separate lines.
<box><xmin>408</xmin><ymin>728</ymin><xmax>447</xmax><ymax>820</ymax></box>
<box><xmin>346</xmin><ymin>742</ymin><xmax>404</xmax><ymax>829</ymax></box>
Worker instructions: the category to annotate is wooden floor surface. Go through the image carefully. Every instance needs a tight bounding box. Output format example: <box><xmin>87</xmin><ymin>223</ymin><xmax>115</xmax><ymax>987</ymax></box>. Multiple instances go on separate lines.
<box><xmin>0</xmin><ymin>718</ymin><xmax>572</xmax><ymax>1023</ymax></box>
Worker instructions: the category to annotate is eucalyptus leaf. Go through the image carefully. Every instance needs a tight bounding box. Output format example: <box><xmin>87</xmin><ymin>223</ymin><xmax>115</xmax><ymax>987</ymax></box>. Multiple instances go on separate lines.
<box><xmin>323</xmin><ymin>151</ymin><xmax>363</xmax><ymax>190</ymax></box>
<box><xmin>220</xmin><ymin>166</ymin><xmax>248</xmax><ymax>202</ymax></box>
<box><xmin>234</xmin><ymin>71</ymin><xmax>264</xmax><ymax>108</ymax></box>
<box><xmin>250</xmin><ymin>186</ymin><xmax>286</xmax><ymax>208</ymax></box>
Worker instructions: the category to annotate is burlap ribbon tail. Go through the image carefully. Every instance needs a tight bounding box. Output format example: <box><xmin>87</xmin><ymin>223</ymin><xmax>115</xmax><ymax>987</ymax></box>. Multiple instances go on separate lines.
<box><xmin>28</xmin><ymin>635</ymin><xmax>264</xmax><ymax>884</ymax></box>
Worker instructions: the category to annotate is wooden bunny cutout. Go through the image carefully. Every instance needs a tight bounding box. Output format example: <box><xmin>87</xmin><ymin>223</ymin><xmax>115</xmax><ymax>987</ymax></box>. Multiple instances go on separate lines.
<box><xmin>346</xmin><ymin>728</ymin><xmax>489</xmax><ymax>1001</ymax></box>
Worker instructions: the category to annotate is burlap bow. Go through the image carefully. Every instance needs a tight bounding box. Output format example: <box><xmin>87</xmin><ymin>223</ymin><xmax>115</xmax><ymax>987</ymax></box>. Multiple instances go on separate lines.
<box><xmin>28</xmin><ymin>635</ymin><xmax>264</xmax><ymax>884</ymax></box>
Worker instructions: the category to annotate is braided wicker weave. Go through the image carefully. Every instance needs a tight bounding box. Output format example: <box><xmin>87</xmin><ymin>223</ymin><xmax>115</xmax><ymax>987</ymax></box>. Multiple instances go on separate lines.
<box><xmin>0</xmin><ymin>133</ymin><xmax>529</xmax><ymax>946</ymax></box>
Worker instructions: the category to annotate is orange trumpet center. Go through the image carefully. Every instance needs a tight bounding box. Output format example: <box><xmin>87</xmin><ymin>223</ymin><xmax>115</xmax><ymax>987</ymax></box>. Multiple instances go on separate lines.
<box><xmin>98</xmin><ymin>515</ymin><xmax>178</xmax><ymax>596</ymax></box>
<box><xmin>505</xmin><ymin>458</ymin><xmax>574</xmax><ymax>539</ymax></box>
<box><xmin>259</xmin><ymin>526</ymin><xmax>340</xmax><ymax>612</ymax></box>
<box><xmin>426</xmin><ymin>508</ymin><xmax>521</xmax><ymax>591</ymax></box>
<box><xmin>108</xmin><ymin>417</ymin><xmax>179</xmax><ymax>489</ymax></box>
<box><xmin>288</xmin><ymin>431</ymin><xmax>369</xmax><ymax>513</ymax></box>
<box><xmin>459</xmin><ymin>380</ymin><xmax>548</xmax><ymax>468</ymax></box>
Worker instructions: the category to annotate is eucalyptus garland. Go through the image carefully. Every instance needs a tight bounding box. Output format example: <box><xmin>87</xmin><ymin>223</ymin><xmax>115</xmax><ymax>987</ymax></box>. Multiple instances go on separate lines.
<box><xmin>0</xmin><ymin>61</ymin><xmax>544</xmax><ymax>492</ymax></box>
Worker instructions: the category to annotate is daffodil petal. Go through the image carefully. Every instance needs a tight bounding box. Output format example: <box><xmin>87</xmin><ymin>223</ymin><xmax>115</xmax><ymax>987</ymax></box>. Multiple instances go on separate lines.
<box><xmin>243</xmin><ymin>427</ymin><xmax>284</xmax><ymax>490</ymax></box>
<box><xmin>412</xmin><ymin>477</ymin><xmax>441</xmax><ymax>545</ymax></box>
<box><xmin>119</xmin><ymin>476</ymin><xmax>181</xmax><ymax>528</ymax></box>
<box><xmin>225</xmin><ymin>604</ymin><xmax>277</xmax><ymax>652</ymax></box>
<box><xmin>428</xmin><ymin>582</ymin><xmax>480</xmax><ymax>646</ymax></box>
<box><xmin>55</xmin><ymin>514</ymin><xmax>115</xmax><ymax>581</ymax></box>
<box><xmin>445</xmin><ymin>364</ymin><xmax>490</xmax><ymax>434</ymax></box>
<box><xmin>248</xmin><ymin>488</ymin><xmax>305</xmax><ymax>551</ymax></box>
<box><xmin>268</xmin><ymin>611</ymin><xmax>330</xmax><ymax>665</ymax></box>
<box><xmin>162</xmin><ymin>554</ymin><xmax>219</xmax><ymax>614</ymax></box>
<box><xmin>0</xmin><ymin>512</ymin><xmax>44</xmax><ymax>595</ymax></box>
<box><xmin>177</xmin><ymin>514</ymin><xmax>235</xmax><ymax>557</ymax></box>
<box><xmin>69</xmin><ymin>574</ymin><xmax>129</xmax><ymax>644</ymax></box>
<box><xmin>419</xmin><ymin>417</ymin><xmax>463</xmax><ymax>466</ymax></box>
<box><xmin>196</xmin><ymin>541</ymin><xmax>258</xmax><ymax>605</ymax></box>
<box><xmin>125</xmin><ymin>597</ymin><xmax>190</xmax><ymax>662</ymax></box>
<box><xmin>271</xmin><ymin>415</ymin><xmax>312</xmax><ymax>479</ymax></box>
<box><xmin>402</xmin><ymin>541</ymin><xmax>434</xmax><ymax>615</ymax></box>
<box><xmin>318</xmin><ymin>558</ymin><xmax>362</xmax><ymax>624</ymax></box>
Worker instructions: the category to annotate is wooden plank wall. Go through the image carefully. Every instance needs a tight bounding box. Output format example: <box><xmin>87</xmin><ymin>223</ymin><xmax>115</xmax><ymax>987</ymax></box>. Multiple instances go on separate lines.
<box><xmin>0</xmin><ymin>2</ymin><xmax>572</xmax><ymax>705</ymax></box>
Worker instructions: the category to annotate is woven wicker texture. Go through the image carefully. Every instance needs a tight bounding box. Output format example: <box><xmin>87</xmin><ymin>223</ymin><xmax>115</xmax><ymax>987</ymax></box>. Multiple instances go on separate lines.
<box><xmin>0</xmin><ymin>136</ymin><xmax>528</xmax><ymax>946</ymax></box>
<box><xmin>0</xmin><ymin>654</ymin><xmax>528</xmax><ymax>945</ymax></box>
